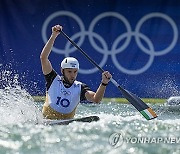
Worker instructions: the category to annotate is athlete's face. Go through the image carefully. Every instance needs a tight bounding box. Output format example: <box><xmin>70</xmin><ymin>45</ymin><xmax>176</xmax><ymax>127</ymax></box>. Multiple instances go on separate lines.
<box><xmin>61</xmin><ymin>68</ymin><xmax>78</xmax><ymax>84</ymax></box>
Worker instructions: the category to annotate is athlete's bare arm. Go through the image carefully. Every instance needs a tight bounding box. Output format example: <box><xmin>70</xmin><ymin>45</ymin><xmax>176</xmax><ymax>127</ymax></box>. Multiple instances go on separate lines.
<box><xmin>85</xmin><ymin>71</ymin><xmax>112</xmax><ymax>103</ymax></box>
<box><xmin>40</xmin><ymin>25</ymin><xmax>62</xmax><ymax>75</ymax></box>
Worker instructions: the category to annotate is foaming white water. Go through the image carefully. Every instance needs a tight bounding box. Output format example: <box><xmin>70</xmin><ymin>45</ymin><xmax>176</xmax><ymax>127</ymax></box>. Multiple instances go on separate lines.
<box><xmin>0</xmin><ymin>70</ymin><xmax>43</xmax><ymax>125</ymax></box>
<box><xmin>158</xmin><ymin>118</ymin><xmax>180</xmax><ymax>125</ymax></box>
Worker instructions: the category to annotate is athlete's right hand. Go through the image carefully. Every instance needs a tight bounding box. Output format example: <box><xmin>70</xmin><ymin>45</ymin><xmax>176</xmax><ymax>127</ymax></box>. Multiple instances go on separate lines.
<box><xmin>52</xmin><ymin>25</ymin><xmax>62</xmax><ymax>37</ymax></box>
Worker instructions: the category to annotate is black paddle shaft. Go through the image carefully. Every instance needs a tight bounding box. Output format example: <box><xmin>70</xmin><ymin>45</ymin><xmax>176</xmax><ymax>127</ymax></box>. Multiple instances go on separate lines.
<box><xmin>60</xmin><ymin>30</ymin><xmax>156</xmax><ymax>118</ymax></box>
<box><xmin>61</xmin><ymin>31</ymin><xmax>104</xmax><ymax>72</ymax></box>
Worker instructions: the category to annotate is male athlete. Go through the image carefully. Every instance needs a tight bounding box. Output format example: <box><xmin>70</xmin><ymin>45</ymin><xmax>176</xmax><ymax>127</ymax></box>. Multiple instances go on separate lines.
<box><xmin>40</xmin><ymin>25</ymin><xmax>112</xmax><ymax>120</ymax></box>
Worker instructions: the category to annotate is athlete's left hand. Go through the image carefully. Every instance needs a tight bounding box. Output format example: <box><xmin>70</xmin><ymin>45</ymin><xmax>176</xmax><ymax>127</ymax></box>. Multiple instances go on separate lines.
<box><xmin>101</xmin><ymin>71</ymin><xmax>112</xmax><ymax>84</ymax></box>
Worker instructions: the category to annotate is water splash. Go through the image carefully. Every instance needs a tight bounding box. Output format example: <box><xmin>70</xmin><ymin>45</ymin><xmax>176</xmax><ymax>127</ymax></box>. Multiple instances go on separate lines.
<box><xmin>159</xmin><ymin>77</ymin><xmax>180</xmax><ymax>97</ymax></box>
<box><xmin>0</xmin><ymin>70</ymin><xmax>43</xmax><ymax>125</ymax></box>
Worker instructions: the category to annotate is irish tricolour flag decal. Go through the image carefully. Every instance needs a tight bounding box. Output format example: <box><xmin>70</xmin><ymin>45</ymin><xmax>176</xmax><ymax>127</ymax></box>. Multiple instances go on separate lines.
<box><xmin>140</xmin><ymin>108</ymin><xmax>157</xmax><ymax>120</ymax></box>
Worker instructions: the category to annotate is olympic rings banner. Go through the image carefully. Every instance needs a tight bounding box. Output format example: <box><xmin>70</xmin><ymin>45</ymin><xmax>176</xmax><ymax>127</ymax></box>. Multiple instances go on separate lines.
<box><xmin>0</xmin><ymin>0</ymin><xmax>180</xmax><ymax>98</ymax></box>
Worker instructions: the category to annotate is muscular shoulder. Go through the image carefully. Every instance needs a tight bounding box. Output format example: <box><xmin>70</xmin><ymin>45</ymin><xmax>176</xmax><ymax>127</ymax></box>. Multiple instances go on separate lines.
<box><xmin>44</xmin><ymin>69</ymin><xmax>58</xmax><ymax>90</ymax></box>
<box><xmin>80</xmin><ymin>82</ymin><xmax>91</xmax><ymax>101</ymax></box>
<box><xmin>81</xmin><ymin>83</ymin><xmax>90</xmax><ymax>90</ymax></box>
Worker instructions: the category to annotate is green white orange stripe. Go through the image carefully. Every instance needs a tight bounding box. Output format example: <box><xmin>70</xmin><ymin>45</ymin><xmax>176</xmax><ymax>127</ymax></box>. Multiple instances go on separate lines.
<box><xmin>140</xmin><ymin>108</ymin><xmax>157</xmax><ymax>120</ymax></box>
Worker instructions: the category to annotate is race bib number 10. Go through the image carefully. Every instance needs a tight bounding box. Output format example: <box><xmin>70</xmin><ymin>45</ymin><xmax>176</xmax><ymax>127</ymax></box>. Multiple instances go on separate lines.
<box><xmin>56</xmin><ymin>97</ymin><xmax>70</xmax><ymax>107</ymax></box>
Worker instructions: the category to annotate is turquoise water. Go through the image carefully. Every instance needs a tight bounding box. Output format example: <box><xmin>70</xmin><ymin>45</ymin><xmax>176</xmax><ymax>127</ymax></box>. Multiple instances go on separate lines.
<box><xmin>0</xmin><ymin>71</ymin><xmax>180</xmax><ymax>154</ymax></box>
<box><xmin>0</xmin><ymin>91</ymin><xmax>180</xmax><ymax>154</ymax></box>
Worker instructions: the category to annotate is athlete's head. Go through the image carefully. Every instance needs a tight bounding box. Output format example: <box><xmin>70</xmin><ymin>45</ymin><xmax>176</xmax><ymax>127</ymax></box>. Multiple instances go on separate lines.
<box><xmin>60</xmin><ymin>57</ymin><xmax>79</xmax><ymax>84</ymax></box>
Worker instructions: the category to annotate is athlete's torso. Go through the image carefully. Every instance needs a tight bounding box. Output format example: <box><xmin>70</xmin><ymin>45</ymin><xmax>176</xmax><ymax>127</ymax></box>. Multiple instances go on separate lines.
<box><xmin>42</xmin><ymin>69</ymin><xmax>90</xmax><ymax>120</ymax></box>
<box><xmin>47</xmin><ymin>75</ymin><xmax>82</xmax><ymax>114</ymax></box>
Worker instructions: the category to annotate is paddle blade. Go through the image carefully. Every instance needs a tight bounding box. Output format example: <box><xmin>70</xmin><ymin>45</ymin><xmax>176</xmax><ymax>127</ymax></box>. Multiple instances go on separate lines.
<box><xmin>118</xmin><ymin>86</ymin><xmax>158</xmax><ymax>120</ymax></box>
<box><xmin>140</xmin><ymin>108</ymin><xmax>157</xmax><ymax>120</ymax></box>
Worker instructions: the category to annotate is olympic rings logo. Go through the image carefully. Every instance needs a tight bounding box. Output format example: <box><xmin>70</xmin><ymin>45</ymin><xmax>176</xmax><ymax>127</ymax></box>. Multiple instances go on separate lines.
<box><xmin>42</xmin><ymin>11</ymin><xmax>178</xmax><ymax>75</ymax></box>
